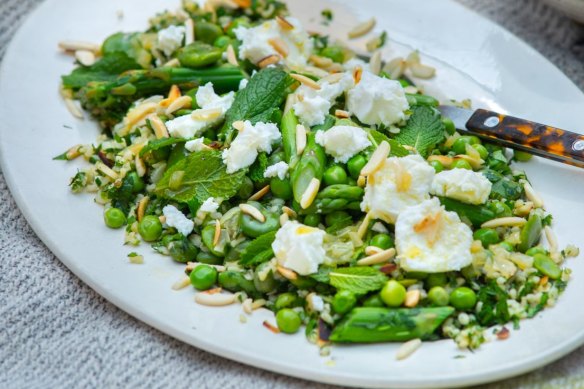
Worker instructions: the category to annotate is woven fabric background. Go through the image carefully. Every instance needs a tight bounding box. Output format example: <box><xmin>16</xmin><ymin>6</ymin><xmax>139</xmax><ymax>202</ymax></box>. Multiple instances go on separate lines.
<box><xmin>1</xmin><ymin>1</ymin><xmax>583</xmax><ymax>388</ymax></box>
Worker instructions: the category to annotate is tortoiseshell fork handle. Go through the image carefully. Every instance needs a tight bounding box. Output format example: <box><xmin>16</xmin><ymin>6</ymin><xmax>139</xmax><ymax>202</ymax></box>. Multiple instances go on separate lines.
<box><xmin>467</xmin><ymin>109</ymin><xmax>584</xmax><ymax>167</ymax></box>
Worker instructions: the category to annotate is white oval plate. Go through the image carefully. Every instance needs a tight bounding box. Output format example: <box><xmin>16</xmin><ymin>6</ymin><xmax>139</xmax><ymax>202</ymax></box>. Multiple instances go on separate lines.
<box><xmin>1</xmin><ymin>0</ymin><xmax>584</xmax><ymax>387</ymax></box>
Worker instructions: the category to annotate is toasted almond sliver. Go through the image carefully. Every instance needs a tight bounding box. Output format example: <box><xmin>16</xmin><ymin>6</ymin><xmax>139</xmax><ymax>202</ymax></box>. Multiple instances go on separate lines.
<box><xmin>427</xmin><ymin>155</ymin><xmax>453</xmax><ymax>168</ymax></box>
<box><xmin>276</xmin><ymin>15</ymin><xmax>294</xmax><ymax>30</ymax></box>
<box><xmin>410</xmin><ymin>63</ymin><xmax>436</xmax><ymax>79</ymax></box>
<box><xmin>369</xmin><ymin>50</ymin><xmax>382</xmax><ymax>75</ymax></box>
<box><xmin>125</xmin><ymin>102</ymin><xmax>157</xmax><ymax>131</ymax></box>
<box><xmin>348</xmin><ymin>17</ymin><xmax>376</xmax><ymax>39</ymax></box>
<box><xmin>137</xmin><ymin>196</ymin><xmax>149</xmax><ymax>222</ymax></box>
<box><xmin>335</xmin><ymin>109</ymin><xmax>350</xmax><ymax>119</ymax></box>
<box><xmin>357</xmin><ymin>248</ymin><xmax>396</xmax><ymax>266</ymax></box>
<box><xmin>283</xmin><ymin>93</ymin><xmax>298</xmax><ymax>115</ymax></box>
<box><xmin>258</xmin><ymin>54</ymin><xmax>281</xmax><ymax>68</ymax></box>
<box><xmin>191</xmin><ymin>107</ymin><xmax>222</xmax><ymax>121</ymax></box>
<box><xmin>361</xmin><ymin>141</ymin><xmax>390</xmax><ymax>176</ymax></box>
<box><xmin>159</xmin><ymin>215</ymin><xmax>167</xmax><ymax>224</ymax></box>
<box><xmin>186</xmin><ymin>262</ymin><xmax>226</xmax><ymax>272</ymax></box>
<box><xmin>248</xmin><ymin>184</ymin><xmax>271</xmax><ymax>201</ymax></box>
<box><xmin>523</xmin><ymin>182</ymin><xmax>544</xmax><ymax>208</ymax></box>
<box><xmin>58</xmin><ymin>40</ymin><xmax>100</xmax><ymax>53</ymax></box>
<box><xmin>165</xmin><ymin>95</ymin><xmax>192</xmax><ymax>116</ymax></box>
<box><xmin>364</xmin><ymin>245</ymin><xmax>383</xmax><ymax>256</ymax></box>
<box><xmin>185</xmin><ymin>18</ymin><xmax>195</xmax><ymax>45</ymax></box>
<box><xmin>75</xmin><ymin>49</ymin><xmax>96</xmax><ymax>66</ymax></box>
<box><xmin>239</xmin><ymin>204</ymin><xmax>266</xmax><ymax>222</ymax></box>
<box><xmin>162</xmin><ymin>58</ymin><xmax>181</xmax><ymax>68</ymax></box>
<box><xmin>195</xmin><ymin>293</ymin><xmax>236</xmax><ymax>306</ymax></box>
<box><xmin>135</xmin><ymin>155</ymin><xmax>146</xmax><ymax>177</ymax></box>
<box><xmin>279</xmin><ymin>213</ymin><xmax>289</xmax><ymax>226</ymax></box>
<box><xmin>454</xmin><ymin>154</ymin><xmax>483</xmax><ymax>169</ymax></box>
<box><xmin>226</xmin><ymin>44</ymin><xmax>239</xmax><ymax>67</ymax></box>
<box><xmin>309</xmin><ymin>54</ymin><xmax>334</xmax><ymax>68</ymax></box>
<box><xmin>300</xmin><ymin>178</ymin><xmax>320</xmax><ymax>209</ymax></box>
<box><xmin>290</xmin><ymin>73</ymin><xmax>321</xmax><ymax>90</ymax></box>
<box><xmin>296</xmin><ymin>124</ymin><xmax>307</xmax><ymax>155</ymax></box>
<box><xmin>465</xmin><ymin>143</ymin><xmax>481</xmax><ymax>161</ymax></box>
<box><xmin>64</xmin><ymin>98</ymin><xmax>84</xmax><ymax>119</ymax></box>
<box><xmin>263</xmin><ymin>320</ymin><xmax>281</xmax><ymax>333</ymax></box>
<box><xmin>213</xmin><ymin>220</ymin><xmax>222</xmax><ymax>246</ymax></box>
<box><xmin>251</xmin><ymin>299</ymin><xmax>266</xmax><ymax>310</ymax></box>
<box><xmin>148</xmin><ymin>114</ymin><xmax>169</xmax><ymax>139</ymax></box>
<box><xmin>277</xmin><ymin>265</ymin><xmax>298</xmax><ymax>280</ymax></box>
<box><xmin>96</xmin><ymin>162</ymin><xmax>119</xmax><ymax>180</ymax></box>
<box><xmin>268</xmin><ymin>37</ymin><xmax>289</xmax><ymax>58</ymax></box>
<box><xmin>65</xmin><ymin>145</ymin><xmax>82</xmax><ymax>160</ymax></box>
<box><xmin>404</xmin><ymin>290</ymin><xmax>421</xmax><ymax>308</ymax></box>
<box><xmin>357</xmin><ymin>212</ymin><xmax>372</xmax><ymax>239</ymax></box>
<box><xmin>168</xmin><ymin>84</ymin><xmax>182</xmax><ymax>101</ymax></box>
<box><xmin>232</xmin><ymin>120</ymin><xmax>245</xmax><ymax>132</ymax></box>
<box><xmin>544</xmin><ymin>226</ymin><xmax>558</xmax><ymax>253</ymax></box>
<box><xmin>396</xmin><ymin>339</ymin><xmax>422</xmax><ymax>360</ymax></box>
<box><xmin>172</xmin><ymin>276</ymin><xmax>191</xmax><ymax>290</ymax></box>
<box><xmin>320</xmin><ymin>72</ymin><xmax>344</xmax><ymax>84</ymax></box>
<box><xmin>242</xmin><ymin>298</ymin><xmax>253</xmax><ymax>314</ymax></box>
<box><xmin>383</xmin><ymin>57</ymin><xmax>406</xmax><ymax>79</ymax></box>
<box><xmin>282</xmin><ymin>206</ymin><xmax>297</xmax><ymax>219</ymax></box>
<box><xmin>481</xmin><ymin>217</ymin><xmax>527</xmax><ymax>229</ymax></box>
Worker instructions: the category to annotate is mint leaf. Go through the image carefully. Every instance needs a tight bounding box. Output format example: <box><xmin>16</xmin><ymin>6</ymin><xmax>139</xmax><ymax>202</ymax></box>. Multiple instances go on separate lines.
<box><xmin>219</xmin><ymin>67</ymin><xmax>294</xmax><ymax>142</ymax></box>
<box><xmin>155</xmin><ymin>149</ymin><xmax>245</xmax><ymax>203</ymax></box>
<box><xmin>139</xmin><ymin>137</ymin><xmax>187</xmax><ymax>157</ymax></box>
<box><xmin>329</xmin><ymin>267</ymin><xmax>387</xmax><ymax>295</ymax></box>
<box><xmin>62</xmin><ymin>52</ymin><xmax>141</xmax><ymax>89</ymax></box>
<box><xmin>394</xmin><ymin>105</ymin><xmax>445</xmax><ymax>157</ymax></box>
<box><xmin>239</xmin><ymin>231</ymin><xmax>277</xmax><ymax>266</ymax></box>
<box><xmin>248</xmin><ymin>152</ymin><xmax>269</xmax><ymax>183</ymax></box>
<box><xmin>367</xmin><ymin>129</ymin><xmax>409</xmax><ymax>157</ymax></box>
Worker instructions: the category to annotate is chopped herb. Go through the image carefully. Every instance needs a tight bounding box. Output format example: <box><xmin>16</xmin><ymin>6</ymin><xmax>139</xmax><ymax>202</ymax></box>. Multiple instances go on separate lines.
<box><xmin>321</xmin><ymin>9</ymin><xmax>333</xmax><ymax>25</ymax></box>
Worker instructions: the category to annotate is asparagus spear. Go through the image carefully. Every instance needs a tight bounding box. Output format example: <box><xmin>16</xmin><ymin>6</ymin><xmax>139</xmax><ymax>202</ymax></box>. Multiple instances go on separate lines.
<box><xmin>330</xmin><ymin>307</ymin><xmax>455</xmax><ymax>343</ymax></box>
<box><xmin>281</xmin><ymin>108</ymin><xmax>299</xmax><ymax>169</ymax></box>
<box><xmin>300</xmin><ymin>185</ymin><xmax>365</xmax><ymax>214</ymax></box>
<box><xmin>290</xmin><ymin>132</ymin><xmax>327</xmax><ymax>204</ymax></box>
<box><xmin>438</xmin><ymin>197</ymin><xmax>496</xmax><ymax>227</ymax></box>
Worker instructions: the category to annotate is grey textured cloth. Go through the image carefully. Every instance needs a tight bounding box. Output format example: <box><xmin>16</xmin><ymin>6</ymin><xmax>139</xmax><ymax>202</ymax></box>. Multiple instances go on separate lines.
<box><xmin>1</xmin><ymin>1</ymin><xmax>583</xmax><ymax>388</ymax></box>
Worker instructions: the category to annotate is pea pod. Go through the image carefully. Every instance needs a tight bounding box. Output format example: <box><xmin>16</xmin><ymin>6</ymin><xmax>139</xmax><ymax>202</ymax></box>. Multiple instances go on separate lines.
<box><xmin>330</xmin><ymin>307</ymin><xmax>455</xmax><ymax>343</ymax></box>
<box><xmin>438</xmin><ymin>197</ymin><xmax>496</xmax><ymax>227</ymax></box>
<box><xmin>517</xmin><ymin>214</ymin><xmax>542</xmax><ymax>253</ymax></box>
<box><xmin>177</xmin><ymin>42</ymin><xmax>223</xmax><ymax>69</ymax></box>
<box><xmin>405</xmin><ymin>93</ymin><xmax>439</xmax><ymax>107</ymax></box>
<box><xmin>281</xmin><ymin>109</ymin><xmax>299</xmax><ymax>168</ymax></box>
<box><xmin>290</xmin><ymin>132</ymin><xmax>326</xmax><ymax>205</ymax></box>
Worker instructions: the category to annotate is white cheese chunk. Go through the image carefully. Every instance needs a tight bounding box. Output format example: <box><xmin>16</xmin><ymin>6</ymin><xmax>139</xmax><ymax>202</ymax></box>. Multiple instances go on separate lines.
<box><xmin>165</xmin><ymin>83</ymin><xmax>234</xmax><ymax>139</ymax></box>
<box><xmin>162</xmin><ymin>205</ymin><xmax>194</xmax><ymax>236</ymax></box>
<box><xmin>157</xmin><ymin>25</ymin><xmax>186</xmax><ymax>56</ymax></box>
<box><xmin>222</xmin><ymin>121</ymin><xmax>281</xmax><ymax>173</ymax></box>
<box><xmin>272</xmin><ymin>221</ymin><xmax>326</xmax><ymax>275</ymax></box>
<box><xmin>347</xmin><ymin>71</ymin><xmax>409</xmax><ymax>126</ymax></box>
<box><xmin>315</xmin><ymin>125</ymin><xmax>371</xmax><ymax>163</ymax></box>
<box><xmin>184</xmin><ymin>137</ymin><xmax>206</xmax><ymax>152</ymax></box>
<box><xmin>361</xmin><ymin>154</ymin><xmax>435</xmax><ymax>224</ymax></box>
<box><xmin>395</xmin><ymin>198</ymin><xmax>473</xmax><ymax>272</ymax></box>
<box><xmin>431</xmin><ymin>168</ymin><xmax>492</xmax><ymax>205</ymax></box>
<box><xmin>264</xmin><ymin>161</ymin><xmax>289</xmax><ymax>180</ymax></box>
<box><xmin>199</xmin><ymin>197</ymin><xmax>220</xmax><ymax>214</ymax></box>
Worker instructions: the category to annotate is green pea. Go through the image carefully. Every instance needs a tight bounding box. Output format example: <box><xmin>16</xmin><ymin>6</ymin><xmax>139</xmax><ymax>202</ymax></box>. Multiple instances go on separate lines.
<box><xmin>325</xmin><ymin>211</ymin><xmax>351</xmax><ymax>227</ymax></box>
<box><xmin>363</xmin><ymin>294</ymin><xmax>385</xmax><ymax>307</ymax></box>
<box><xmin>514</xmin><ymin>150</ymin><xmax>533</xmax><ymax>162</ymax></box>
<box><xmin>347</xmin><ymin>155</ymin><xmax>367</xmax><ymax>179</ymax></box>
<box><xmin>428</xmin><ymin>286</ymin><xmax>450</xmax><ymax>306</ymax></box>
<box><xmin>323</xmin><ymin>165</ymin><xmax>348</xmax><ymax>186</ymax></box>
<box><xmin>237</xmin><ymin>177</ymin><xmax>254</xmax><ymax>199</ymax></box>
<box><xmin>303</xmin><ymin>214</ymin><xmax>321</xmax><ymax>227</ymax></box>
<box><xmin>270</xmin><ymin>177</ymin><xmax>293</xmax><ymax>200</ymax></box>
<box><xmin>201</xmin><ymin>224</ymin><xmax>226</xmax><ymax>257</ymax></box>
<box><xmin>190</xmin><ymin>264</ymin><xmax>218</xmax><ymax>291</ymax></box>
<box><xmin>451</xmin><ymin>159</ymin><xmax>472</xmax><ymax>170</ymax></box>
<box><xmin>275</xmin><ymin>293</ymin><xmax>301</xmax><ymax>310</ymax></box>
<box><xmin>473</xmin><ymin>228</ymin><xmax>500</xmax><ymax>247</ymax></box>
<box><xmin>499</xmin><ymin>241</ymin><xmax>515</xmax><ymax>252</ymax></box>
<box><xmin>380</xmin><ymin>280</ymin><xmax>406</xmax><ymax>307</ymax></box>
<box><xmin>449</xmin><ymin>287</ymin><xmax>477</xmax><ymax>310</ymax></box>
<box><xmin>369</xmin><ymin>233</ymin><xmax>394</xmax><ymax>250</ymax></box>
<box><xmin>533</xmin><ymin>254</ymin><xmax>561</xmax><ymax>280</ymax></box>
<box><xmin>425</xmin><ymin>273</ymin><xmax>448</xmax><ymax>289</ymax></box>
<box><xmin>429</xmin><ymin>160</ymin><xmax>444</xmax><ymax>173</ymax></box>
<box><xmin>240</xmin><ymin>203</ymin><xmax>280</xmax><ymax>238</ymax></box>
<box><xmin>471</xmin><ymin>144</ymin><xmax>489</xmax><ymax>160</ymax></box>
<box><xmin>104</xmin><ymin>207</ymin><xmax>126</xmax><ymax>229</ymax></box>
<box><xmin>168</xmin><ymin>237</ymin><xmax>199</xmax><ymax>263</ymax></box>
<box><xmin>177</xmin><ymin>42</ymin><xmax>222</xmax><ymax>69</ymax></box>
<box><xmin>213</xmin><ymin>35</ymin><xmax>232</xmax><ymax>49</ymax></box>
<box><xmin>253</xmin><ymin>262</ymin><xmax>279</xmax><ymax>293</ymax></box>
<box><xmin>452</xmin><ymin>137</ymin><xmax>473</xmax><ymax>155</ymax></box>
<box><xmin>526</xmin><ymin>246</ymin><xmax>547</xmax><ymax>257</ymax></box>
<box><xmin>332</xmin><ymin>290</ymin><xmax>357</xmax><ymax>314</ymax></box>
<box><xmin>126</xmin><ymin>172</ymin><xmax>145</xmax><ymax>193</ymax></box>
<box><xmin>196</xmin><ymin>250</ymin><xmax>223</xmax><ymax>265</ymax></box>
<box><xmin>276</xmin><ymin>308</ymin><xmax>302</xmax><ymax>334</ymax></box>
<box><xmin>320</xmin><ymin>46</ymin><xmax>344</xmax><ymax>63</ymax></box>
<box><xmin>442</xmin><ymin>117</ymin><xmax>456</xmax><ymax>135</ymax></box>
<box><xmin>138</xmin><ymin>215</ymin><xmax>162</xmax><ymax>242</ymax></box>
<box><xmin>194</xmin><ymin>21</ymin><xmax>223</xmax><ymax>44</ymax></box>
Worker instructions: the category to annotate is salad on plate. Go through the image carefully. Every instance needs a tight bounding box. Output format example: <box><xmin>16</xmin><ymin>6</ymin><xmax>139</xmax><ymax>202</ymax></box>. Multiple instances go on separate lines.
<box><xmin>55</xmin><ymin>0</ymin><xmax>578</xmax><ymax>358</ymax></box>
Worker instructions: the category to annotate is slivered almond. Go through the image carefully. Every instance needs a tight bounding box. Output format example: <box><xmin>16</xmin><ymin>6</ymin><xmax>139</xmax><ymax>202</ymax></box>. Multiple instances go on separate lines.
<box><xmin>239</xmin><ymin>204</ymin><xmax>266</xmax><ymax>222</ymax></box>
<box><xmin>357</xmin><ymin>212</ymin><xmax>373</xmax><ymax>239</ymax></box>
<box><xmin>96</xmin><ymin>162</ymin><xmax>119</xmax><ymax>180</ymax></box>
<box><xmin>383</xmin><ymin>57</ymin><xmax>406</xmax><ymax>79</ymax></box>
<box><xmin>544</xmin><ymin>226</ymin><xmax>558</xmax><ymax>253</ymax></box>
<box><xmin>64</xmin><ymin>98</ymin><xmax>84</xmax><ymax>119</ymax></box>
<box><xmin>300</xmin><ymin>178</ymin><xmax>320</xmax><ymax>209</ymax></box>
<box><xmin>361</xmin><ymin>141</ymin><xmax>390</xmax><ymax>176</ymax></box>
<box><xmin>185</xmin><ymin>262</ymin><xmax>226</xmax><ymax>272</ymax></box>
<box><xmin>213</xmin><ymin>220</ymin><xmax>222</xmax><ymax>246</ymax></box>
<box><xmin>58</xmin><ymin>40</ymin><xmax>100</xmax><ymax>53</ymax></box>
<box><xmin>65</xmin><ymin>145</ymin><xmax>82</xmax><ymax>160</ymax></box>
<box><xmin>232</xmin><ymin>120</ymin><xmax>245</xmax><ymax>132</ymax></box>
<box><xmin>277</xmin><ymin>265</ymin><xmax>298</xmax><ymax>280</ymax></box>
<box><xmin>320</xmin><ymin>72</ymin><xmax>344</xmax><ymax>84</ymax></box>
<box><xmin>369</xmin><ymin>51</ymin><xmax>382</xmax><ymax>75</ymax></box>
<box><xmin>335</xmin><ymin>109</ymin><xmax>350</xmax><ymax>118</ymax></box>
<box><xmin>276</xmin><ymin>15</ymin><xmax>294</xmax><ymax>30</ymax></box>
<box><xmin>396</xmin><ymin>339</ymin><xmax>422</xmax><ymax>360</ymax></box>
<box><xmin>404</xmin><ymin>290</ymin><xmax>421</xmax><ymax>308</ymax></box>
<box><xmin>226</xmin><ymin>44</ymin><xmax>238</xmax><ymax>66</ymax></box>
<box><xmin>172</xmin><ymin>276</ymin><xmax>191</xmax><ymax>290</ymax></box>
<box><xmin>353</xmin><ymin>66</ymin><xmax>363</xmax><ymax>84</ymax></box>
<box><xmin>148</xmin><ymin>114</ymin><xmax>169</xmax><ymax>139</ymax></box>
<box><xmin>279</xmin><ymin>213</ymin><xmax>289</xmax><ymax>226</ymax></box>
<box><xmin>282</xmin><ymin>206</ymin><xmax>297</xmax><ymax>219</ymax></box>
<box><xmin>233</xmin><ymin>0</ymin><xmax>252</xmax><ymax>7</ymax></box>
<box><xmin>454</xmin><ymin>154</ymin><xmax>483</xmax><ymax>169</ymax></box>
<box><xmin>195</xmin><ymin>293</ymin><xmax>236</xmax><ymax>306</ymax></box>
<box><xmin>251</xmin><ymin>299</ymin><xmax>266</xmax><ymax>310</ymax></box>
<box><xmin>75</xmin><ymin>49</ymin><xmax>96</xmax><ymax>66</ymax></box>
<box><xmin>137</xmin><ymin>196</ymin><xmax>149</xmax><ymax>222</ymax></box>
<box><xmin>263</xmin><ymin>320</ymin><xmax>281</xmax><ymax>333</ymax></box>
<box><xmin>283</xmin><ymin>93</ymin><xmax>297</xmax><ymax>114</ymax></box>
<box><xmin>165</xmin><ymin>95</ymin><xmax>192</xmax><ymax>116</ymax></box>
<box><xmin>258</xmin><ymin>54</ymin><xmax>280</xmax><ymax>68</ymax></box>
<box><xmin>357</xmin><ymin>248</ymin><xmax>396</xmax><ymax>266</ymax></box>
<box><xmin>290</xmin><ymin>73</ymin><xmax>321</xmax><ymax>90</ymax></box>
<box><xmin>427</xmin><ymin>155</ymin><xmax>453</xmax><ymax>168</ymax></box>
<box><xmin>135</xmin><ymin>155</ymin><xmax>146</xmax><ymax>177</ymax></box>
<box><xmin>310</xmin><ymin>54</ymin><xmax>334</xmax><ymax>68</ymax></box>
<box><xmin>125</xmin><ymin>102</ymin><xmax>157</xmax><ymax>130</ymax></box>
<box><xmin>185</xmin><ymin>18</ymin><xmax>195</xmax><ymax>45</ymax></box>
<box><xmin>296</xmin><ymin>124</ymin><xmax>307</xmax><ymax>155</ymax></box>
<box><xmin>523</xmin><ymin>182</ymin><xmax>544</xmax><ymax>208</ymax></box>
<box><xmin>300</xmin><ymin>65</ymin><xmax>329</xmax><ymax>78</ymax></box>
<box><xmin>406</xmin><ymin>50</ymin><xmax>421</xmax><ymax>66</ymax></box>
<box><xmin>248</xmin><ymin>184</ymin><xmax>270</xmax><ymax>201</ymax></box>
<box><xmin>159</xmin><ymin>215</ymin><xmax>167</xmax><ymax>224</ymax></box>
<box><xmin>410</xmin><ymin>63</ymin><xmax>436</xmax><ymax>79</ymax></box>
<box><xmin>348</xmin><ymin>18</ymin><xmax>376</xmax><ymax>39</ymax></box>
<box><xmin>191</xmin><ymin>107</ymin><xmax>222</xmax><ymax>121</ymax></box>
<box><xmin>481</xmin><ymin>217</ymin><xmax>527</xmax><ymax>229</ymax></box>
<box><xmin>162</xmin><ymin>58</ymin><xmax>181</xmax><ymax>68</ymax></box>
<box><xmin>364</xmin><ymin>245</ymin><xmax>383</xmax><ymax>256</ymax></box>
<box><xmin>242</xmin><ymin>298</ymin><xmax>253</xmax><ymax>314</ymax></box>
<box><xmin>160</xmin><ymin>85</ymin><xmax>181</xmax><ymax>108</ymax></box>
<box><xmin>465</xmin><ymin>143</ymin><xmax>481</xmax><ymax>160</ymax></box>
<box><xmin>268</xmin><ymin>37</ymin><xmax>289</xmax><ymax>58</ymax></box>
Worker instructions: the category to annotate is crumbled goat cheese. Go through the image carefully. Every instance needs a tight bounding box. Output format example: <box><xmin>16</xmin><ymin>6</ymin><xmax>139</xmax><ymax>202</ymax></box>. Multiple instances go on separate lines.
<box><xmin>185</xmin><ymin>137</ymin><xmax>206</xmax><ymax>152</ymax></box>
<box><xmin>315</xmin><ymin>125</ymin><xmax>371</xmax><ymax>163</ymax></box>
<box><xmin>163</xmin><ymin>205</ymin><xmax>194</xmax><ymax>236</ymax></box>
<box><xmin>272</xmin><ymin>220</ymin><xmax>326</xmax><ymax>275</ymax></box>
<box><xmin>264</xmin><ymin>161</ymin><xmax>289</xmax><ymax>180</ymax></box>
<box><xmin>157</xmin><ymin>25</ymin><xmax>186</xmax><ymax>56</ymax></box>
<box><xmin>431</xmin><ymin>168</ymin><xmax>492</xmax><ymax>205</ymax></box>
<box><xmin>222</xmin><ymin>121</ymin><xmax>281</xmax><ymax>173</ymax></box>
